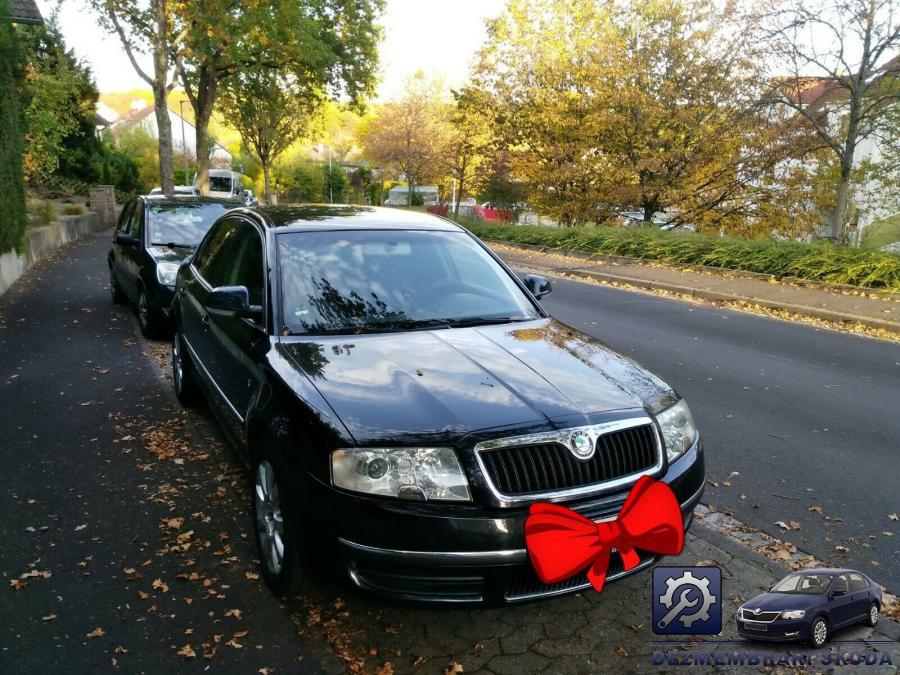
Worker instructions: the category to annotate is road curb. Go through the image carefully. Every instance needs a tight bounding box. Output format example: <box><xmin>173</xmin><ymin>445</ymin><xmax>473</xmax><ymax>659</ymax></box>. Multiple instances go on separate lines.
<box><xmin>487</xmin><ymin>240</ymin><xmax>899</xmax><ymax>335</ymax></box>
<box><xmin>487</xmin><ymin>240</ymin><xmax>900</xmax><ymax>302</ymax></box>
<box><xmin>559</xmin><ymin>268</ymin><xmax>900</xmax><ymax>335</ymax></box>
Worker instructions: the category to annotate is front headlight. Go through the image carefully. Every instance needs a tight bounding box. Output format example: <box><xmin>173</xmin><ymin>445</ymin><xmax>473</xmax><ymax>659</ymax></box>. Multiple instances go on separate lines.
<box><xmin>331</xmin><ymin>447</ymin><xmax>471</xmax><ymax>502</ymax></box>
<box><xmin>655</xmin><ymin>399</ymin><xmax>698</xmax><ymax>462</ymax></box>
<box><xmin>156</xmin><ymin>262</ymin><xmax>180</xmax><ymax>288</ymax></box>
<box><xmin>780</xmin><ymin>610</ymin><xmax>806</xmax><ymax>620</ymax></box>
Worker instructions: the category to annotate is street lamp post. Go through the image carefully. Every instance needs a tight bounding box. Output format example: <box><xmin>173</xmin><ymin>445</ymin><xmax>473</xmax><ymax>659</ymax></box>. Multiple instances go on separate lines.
<box><xmin>178</xmin><ymin>100</ymin><xmax>189</xmax><ymax>187</ymax></box>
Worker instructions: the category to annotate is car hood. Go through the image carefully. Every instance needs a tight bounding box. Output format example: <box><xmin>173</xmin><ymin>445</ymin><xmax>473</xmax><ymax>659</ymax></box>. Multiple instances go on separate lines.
<box><xmin>279</xmin><ymin>318</ymin><xmax>676</xmax><ymax>445</ymax></box>
<box><xmin>744</xmin><ymin>592</ymin><xmax>824</xmax><ymax>613</ymax></box>
<box><xmin>147</xmin><ymin>245</ymin><xmax>193</xmax><ymax>265</ymax></box>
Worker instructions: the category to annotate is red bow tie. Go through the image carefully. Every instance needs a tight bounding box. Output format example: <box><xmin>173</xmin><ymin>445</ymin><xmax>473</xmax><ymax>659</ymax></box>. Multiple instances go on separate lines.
<box><xmin>524</xmin><ymin>476</ymin><xmax>684</xmax><ymax>592</ymax></box>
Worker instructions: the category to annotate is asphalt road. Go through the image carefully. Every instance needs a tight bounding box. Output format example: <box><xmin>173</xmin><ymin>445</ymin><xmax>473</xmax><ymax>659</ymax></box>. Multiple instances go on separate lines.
<box><xmin>535</xmin><ymin>275</ymin><xmax>900</xmax><ymax>591</ymax></box>
<box><xmin>0</xmin><ymin>232</ymin><xmax>341</xmax><ymax>673</ymax></box>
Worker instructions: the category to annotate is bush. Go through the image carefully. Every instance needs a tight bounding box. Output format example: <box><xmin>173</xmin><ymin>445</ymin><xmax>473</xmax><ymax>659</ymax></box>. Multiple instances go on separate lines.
<box><xmin>0</xmin><ymin>0</ymin><xmax>26</xmax><ymax>252</ymax></box>
<box><xmin>62</xmin><ymin>204</ymin><xmax>84</xmax><ymax>215</ymax></box>
<box><xmin>27</xmin><ymin>199</ymin><xmax>57</xmax><ymax>225</ymax></box>
<box><xmin>466</xmin><ymin>223</ymin><xmax>900</xmax><ymax>291</ymax></box>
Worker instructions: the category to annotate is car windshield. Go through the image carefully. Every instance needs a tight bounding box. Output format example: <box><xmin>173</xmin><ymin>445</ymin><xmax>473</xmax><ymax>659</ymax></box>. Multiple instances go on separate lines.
<box><xmin>277</xmin><ymin>229</ymin><xmax>541</xmax><ymax>335</ymax></box>
<box><xmin>148</xmin><ymin>203</ymin><xmax>230</xmax><ymax>247</ymax></box>
<box><xmin>209</xmin><ymin>176</ymin><xmax>233</xmax><ymax>193</ymax></box>
<box><xmin>770</xmin><ymin>573</ymin><xmax>834</xmax><ymax>594</ymax></box>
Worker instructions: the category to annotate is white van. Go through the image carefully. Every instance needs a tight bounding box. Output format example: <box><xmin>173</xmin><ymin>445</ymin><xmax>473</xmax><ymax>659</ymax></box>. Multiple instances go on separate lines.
<box><xmin>195</xmin><ymin>169</ymin><xmax>244</xmax><ymax>199</ymax></box>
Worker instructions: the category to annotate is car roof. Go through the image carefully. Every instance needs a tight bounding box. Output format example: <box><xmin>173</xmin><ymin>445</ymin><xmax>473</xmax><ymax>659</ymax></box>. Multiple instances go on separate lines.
<box><xmin>788</xmin><ymin>568</ymin><xmax>859</xmax><ymax>575</ymax></box>
<box><xmin>251</xmin><ymin>205</ymin><xmax>464</xmax><ymax>233</ymax></box>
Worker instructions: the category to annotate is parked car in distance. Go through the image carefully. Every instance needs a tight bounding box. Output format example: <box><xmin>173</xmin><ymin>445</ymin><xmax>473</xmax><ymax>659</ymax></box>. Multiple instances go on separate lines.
<box><xmin>195</xmin><ymin>169</ymin><xmax>245</xmax><ymax>200</ymax></box>
<box><xmin>736</xmin><ymin>569</ymin><xmax>882</xmax><ymax>647</ymax></box>
<box><xmin>108</xmin><ymin>196</ymin><xmax>239</xmax><ymax>337</ymax></box>
<box><xmin>149</xmin><ymin>185</ymin><xmax>201</xmax><ymax>198</ymax></box>
<box><xmin>169</xmin><ymin>205</ymin><xmax>705</xmax><ymax>603</ymax></box>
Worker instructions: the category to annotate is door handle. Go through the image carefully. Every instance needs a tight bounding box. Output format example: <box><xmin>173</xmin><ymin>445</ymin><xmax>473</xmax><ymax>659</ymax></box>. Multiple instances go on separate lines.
<box><xmin>201</xmin><ymin>314</ymin><xmax>210</xmax><ymax>326</ymax></box>
<box><xmin>179</xmin><ymin>287</ymin><xmax>186</xmax><ymax>296</ymax></box>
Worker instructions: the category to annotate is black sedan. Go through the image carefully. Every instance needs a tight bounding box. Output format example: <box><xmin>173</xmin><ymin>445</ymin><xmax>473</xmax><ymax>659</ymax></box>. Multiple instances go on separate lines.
<box><xmin>108</xmin><ymin>195</ymin><xmax>238</xmax><ymax>336</ymax></box>
<box><xmin>169</xmin><ymin>205</ymin><xmax>705</xmax><ymax>603</ymax></box>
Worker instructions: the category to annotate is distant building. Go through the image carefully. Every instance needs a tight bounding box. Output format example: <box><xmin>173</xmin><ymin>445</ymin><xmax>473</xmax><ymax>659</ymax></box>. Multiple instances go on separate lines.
<box><xmin>385</xmin><ymin>185</ymin><xmax>439</xmax><ymax>206</ymax></box>
<box><xmin>108</xmin><ymin>104</ymin><xmax>233</xmax><ymax>168</ymax></box>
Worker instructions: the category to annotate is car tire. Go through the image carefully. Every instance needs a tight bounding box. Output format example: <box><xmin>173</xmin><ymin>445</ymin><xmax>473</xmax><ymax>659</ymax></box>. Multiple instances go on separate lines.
<box><xmin>865</xmin><ymin>602</ymin><xmax>879</xmax><ymax>627</ymax></box>
<box><xmin>251</xmin><ymin>452</ymin><xmax>305</xmax><ymax>597</ymax></box>
<box><xmin>172</xmin><ymin>331</ymin><xmax>200</xmax><ymax>407</ymax></box>
<box><xmin>137</xmin><ymin>288</ymin><xmax>164</xmax><ymax>338</ymax></box>
<box><xmin>809</xmin><ymin>616</ymin><xmax>828</xmax><ymax>648</ymax></box>
<box><xmin>110</xmin><ymin>269</ymin><xmax>127</xmax><ymax>304</ymax></box>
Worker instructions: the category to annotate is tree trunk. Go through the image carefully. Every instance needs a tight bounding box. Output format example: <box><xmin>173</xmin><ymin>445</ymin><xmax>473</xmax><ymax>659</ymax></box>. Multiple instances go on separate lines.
<box><xmin>194</xmin><ymin>70</ymin><xmax>218</xmax><ymax>195</ymax></box>
<box><xmin>830</xmin><ymin>165</ymin><xmax>852</xmax><ymax>241</ymax></box>
<box><xmin>153</xmin><ymin>0</ymin><xmax>174</xmax><ymax>195</ymax></box>
<box><xmin>262</xmin><ymin>161</ymin><xmax>272</xmax><ymax>205</ymax></box>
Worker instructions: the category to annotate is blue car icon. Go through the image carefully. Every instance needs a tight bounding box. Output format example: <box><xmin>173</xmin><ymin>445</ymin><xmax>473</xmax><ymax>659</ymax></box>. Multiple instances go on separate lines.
<box><xmin>736</xmin><ymin>569</ymin><xmax>882</xmax><ymax>648</ymax></box>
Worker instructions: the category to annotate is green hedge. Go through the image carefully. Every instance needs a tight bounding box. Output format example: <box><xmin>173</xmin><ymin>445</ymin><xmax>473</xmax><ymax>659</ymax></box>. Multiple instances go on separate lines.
<box><xmin>0</xmin><ymin>0</ymin><xmax>27</xmax><ymax>253</ymax></box>
<box><xmin>466</xmin><ymin>222</ymin><xmax>900</xmax><ymax>291</ymax></box>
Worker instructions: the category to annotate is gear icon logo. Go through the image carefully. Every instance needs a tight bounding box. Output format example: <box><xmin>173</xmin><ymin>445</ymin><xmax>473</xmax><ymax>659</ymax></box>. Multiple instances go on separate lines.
<box><xmin>652</xmin><ymin>566</ymin><xmax>722</xmax><ymax>635</ymax></box>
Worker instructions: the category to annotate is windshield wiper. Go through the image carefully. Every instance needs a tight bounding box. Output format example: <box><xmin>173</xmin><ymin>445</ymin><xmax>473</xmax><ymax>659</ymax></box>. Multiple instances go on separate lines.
<box><xmin>442</xmin><ymin>316</ymin><xmax>536</xmax><ymax>328</ymax></box>
<box><xmin>151</xmin><ymin>241</ymin><xmax>194</xmax><ymax>249</ymax></box>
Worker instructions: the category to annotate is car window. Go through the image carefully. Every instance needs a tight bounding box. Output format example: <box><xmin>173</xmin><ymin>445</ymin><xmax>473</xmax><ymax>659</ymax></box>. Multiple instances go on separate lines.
<box><xmin>833</xmin><ymin>574</ymin><xmax>849</xmax><ymax>591</ymax></box>
<box><xmin>117</xmin><ymin>201</ymin><xmax>135</xmax><ymax>235</ymax></box>
<box><xmin>848</xmin><ymin>573</ymin><xmax>868</xmax><ymax>591</ymax></box>
<box><xmin>195</xmin><ymin>219</ymin><xmax>241</xmax><ymax>287</ymax></box>
<box><xmin>209</xmin><ymin>176</ymin><xmax>232</xmax><ymax>193</ymax></box>
<box><xmin>770</xmin><ymin>573</ymin><xmax>833</xmax><ymax>594</ymax></box>
<box><xmin>147</xmin><ymin>203</ymin><xmax>230</xmax><ymax>247</ymax></box>
<box><xmin>132</xmin><ymin>201</ymin><xmax>144</xmax><ymax>242</ymax></box>
<box><xmin>222</xmin><ymin>223</ymin><xmax>264</xmax><ymax>306</ymax></box>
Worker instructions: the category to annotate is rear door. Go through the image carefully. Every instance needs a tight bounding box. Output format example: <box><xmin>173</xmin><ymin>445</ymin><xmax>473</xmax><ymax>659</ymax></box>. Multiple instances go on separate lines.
<box><xmin>847</xmin><ymin>573</ymin><xmax>872</xmax><ymax>622</ymax></box>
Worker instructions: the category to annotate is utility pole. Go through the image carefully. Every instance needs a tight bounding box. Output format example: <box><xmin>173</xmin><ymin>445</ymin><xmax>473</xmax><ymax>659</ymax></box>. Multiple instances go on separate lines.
<box><xmin>178</xmin><ymin>100</ymin><xmax>189</xmax><ymax>186</ymax></box>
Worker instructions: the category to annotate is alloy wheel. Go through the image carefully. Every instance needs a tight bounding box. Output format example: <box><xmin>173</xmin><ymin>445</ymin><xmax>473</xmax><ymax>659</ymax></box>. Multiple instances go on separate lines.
<box><xmin>813</xmin><ymin>619</ymin><xmax>827</xmax><ymax>646</ymax></box>
<box><xmin>870</xmin><ymin>604</ymin><xmax>878</xmax><ymax>626</ymax></box>
<box><xmin>254</xmin><ymin>460</ymin><xmax>285</xmax><ymax>575</ymax></box>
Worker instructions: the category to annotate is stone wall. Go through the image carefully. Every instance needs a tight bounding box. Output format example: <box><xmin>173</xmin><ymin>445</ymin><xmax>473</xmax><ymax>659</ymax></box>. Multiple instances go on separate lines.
<box><xmin>88</xmin><ymin>186</ymin><xmax>117</xmax><ymax>227</ymax></box>
<box><xmin>0</xmin><ymin>211</ymin><xmax>106</xmax><ymax>297</ymax></box>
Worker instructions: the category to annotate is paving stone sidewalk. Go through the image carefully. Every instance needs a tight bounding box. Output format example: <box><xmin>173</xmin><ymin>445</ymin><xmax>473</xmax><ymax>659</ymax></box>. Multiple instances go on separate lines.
<box><xmin>488</xmin><ymin>243</ymin><xmax>899</xmax><ymax>335</ymax></box>
<box><xmin>294</xmin><ymin>521</ymin><xmax>899</xmax><ymax>674</ymax></box>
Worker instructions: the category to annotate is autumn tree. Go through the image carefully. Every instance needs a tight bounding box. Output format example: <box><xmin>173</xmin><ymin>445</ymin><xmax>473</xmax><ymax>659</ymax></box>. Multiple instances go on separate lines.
<box><xmin>445</xmin><ymin>87</ymin><xmax>492</xmax><ymax>217</ymax></box>
<box><xmin>177</xmin><ymin>0</ymin><xmax>383</xmax><ymax>195</ymax></box>
<box><xmin>0</xmin><ymin>0</ymin><xmax>26</xmax><ymax>252</ymax></box>
<box><xmin>218</xmin><ymin>71</ymin><xmax>321</xmax><ymax>204</ymax></box>
<box><xmin>758</xmin><ymin>0</ymin><xmax>900</xmax><ymax>240</ymax></box>
<box><xmin>91</xmin><ymin>0</ymin><xmax>182</xmax><ymax>194</ymax></box>
<box><xmin>362</xmin><ymin>74</ymin><xmax>452</xmax><ymax>206</ymax></box>
<box><xmin>473</xmin><ymin>0</ymin><xmax>781</xmax><ymax>228</ymax></box>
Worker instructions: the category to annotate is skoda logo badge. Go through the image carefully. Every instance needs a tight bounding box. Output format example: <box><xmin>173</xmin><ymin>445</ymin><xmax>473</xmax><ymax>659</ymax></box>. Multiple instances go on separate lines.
<box><xmin>754</xmin><ymin>608</ymin><xmax>761</xmax><ymax>615</ymax></box>
<box><xmin>569</xmin><ymin>430</ymin><xmax>594</xmax><ymax>460</ymax></box>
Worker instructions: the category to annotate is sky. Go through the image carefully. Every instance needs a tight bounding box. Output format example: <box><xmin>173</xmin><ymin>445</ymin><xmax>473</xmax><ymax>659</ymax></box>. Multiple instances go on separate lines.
<box><xmin>36</xmin><ymin>0</ymin><xmax>507</xmax><ymax>99</ymax></box>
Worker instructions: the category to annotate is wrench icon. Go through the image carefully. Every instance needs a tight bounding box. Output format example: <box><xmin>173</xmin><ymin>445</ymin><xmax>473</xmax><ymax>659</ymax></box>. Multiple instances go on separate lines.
<box><xmin>657</xmin><ymin>588</ymin><xmax>698</xmax><ymax>629</ymax></box>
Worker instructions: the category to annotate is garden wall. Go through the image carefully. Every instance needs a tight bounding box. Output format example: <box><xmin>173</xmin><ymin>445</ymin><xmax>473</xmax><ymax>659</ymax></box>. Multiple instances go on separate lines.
<box><xmin>0</xmin><ymin>211</ymin><xmax>106</xmax><ymax>297</ymax></box>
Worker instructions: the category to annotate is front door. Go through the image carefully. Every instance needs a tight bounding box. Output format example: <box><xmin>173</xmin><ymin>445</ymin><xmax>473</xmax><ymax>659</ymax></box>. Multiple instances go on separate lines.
<box><xmin>827</xmin><ymin>574</ymin><xmax>857</xmax><ymax>627</ymax></box>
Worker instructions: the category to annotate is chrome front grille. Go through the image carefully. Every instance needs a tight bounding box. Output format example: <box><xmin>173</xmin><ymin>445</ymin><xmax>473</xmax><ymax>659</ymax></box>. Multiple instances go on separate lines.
<box><xmin>474</xmin><ymin>418</ymin><xmax>662</xmax><ymax>504</ymax></box>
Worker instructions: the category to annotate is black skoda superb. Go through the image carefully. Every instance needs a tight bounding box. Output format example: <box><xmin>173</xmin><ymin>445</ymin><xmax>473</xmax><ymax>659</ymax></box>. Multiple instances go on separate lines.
<box><xmin>170</xmin><ymin>205</ymin><xmax>705</xmax><ymax>603</ymax></box>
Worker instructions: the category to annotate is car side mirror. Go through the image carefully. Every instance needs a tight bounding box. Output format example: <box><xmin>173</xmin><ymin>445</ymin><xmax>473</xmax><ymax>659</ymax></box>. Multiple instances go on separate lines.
<box><xmin>524</xmin><ymin>274</ymin><xmax>552</xmax><ymax>299</ymax></box>
<box><xmin>832</xmin><ymin>585</ymin><xmax>847</xmax><ymax>596</ymax></box>
<box><xmin>116</xmin><ymin>233</ymin><xmax>138</xmax><ymax>247</ymax></box>
<box><xmin>206</xmin><ymin>285</ymin><xmax>262</xmax><ymax>321</ymax></box>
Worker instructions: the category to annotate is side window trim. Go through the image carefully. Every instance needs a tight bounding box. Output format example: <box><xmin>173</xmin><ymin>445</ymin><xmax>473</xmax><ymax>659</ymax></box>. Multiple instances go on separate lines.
<box><xmin>117</xmin><ymin>201</ymin><xmax>135</xmax><ymax>234</ymax></box>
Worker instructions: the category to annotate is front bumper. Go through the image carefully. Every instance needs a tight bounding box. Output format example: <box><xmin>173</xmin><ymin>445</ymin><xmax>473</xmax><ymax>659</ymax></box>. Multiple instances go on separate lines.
<box><xmin>312</xmin><ymin>438</ymin><xmax>705</xmax><ymax>604</ymax></box>
<box><xmin>736</xmin><ymin>615</ymin><xmax>810</xmax><ymax>642</ymax></box>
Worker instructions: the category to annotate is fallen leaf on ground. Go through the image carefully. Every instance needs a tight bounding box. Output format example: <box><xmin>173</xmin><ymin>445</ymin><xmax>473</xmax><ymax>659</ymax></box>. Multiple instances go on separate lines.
<box><xmin>834</xmin><ymin>545</ymin><xmax>849</xmax><ymax>553</ymax></box>
<box><xmin>808</xmin><ymin>506</ymin><xmax>823</xmax><ymax>513</ymax></box>
<box><xmin>889</xmin><ymin>514</ymin><xmax>898</xmax><ymax>521</ymax></box>
<box><xmin>616</xmin><ymin>645</ymin><xmax>629</xmax><ymax>657</ymax></box>
<box><xmin>224</xmin><ymin>609</ymin><xmax>242</xmax><ymax>619</ymax></box>
<box><xmin>152</xmin><ymin>579</ymin><xmax>169</xmax><ymax>593</ymax></box>
<box><xmin>114</xmin><ymin>646</ymin><xmax>128</xmax><ymax>654</ymax></box>
<box><xmin>375</xmin><ymin>663</ymin><xmax>394</xmax><ymax>675</ymax></box>
<box><xmin>41</xmin><ymin>614</ymin><xmax>57</xmax><ymax>622</ymax></box>
<box><xmin>444</xmin><ymin>662</ymin><xmax>464</xmax><ymax>675</ymax></box>
<box><xmin>774</xmin><ymin>521</ymin><xmax>790</xmax><ymax>530</ymax></box>
<box><xmin>86</xmin><ymin>628</ymin><xmax>105</xmax><ymax>638</ymax></box>
<box><xmin>177</xmin><ymin>644</ymin><xmax>196</xmax><ymax>659</ymax></box>
<box><xmin>74</xmin><ymin>524</ymin><xmax>87</xmax><ymax>531</ymax></box>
